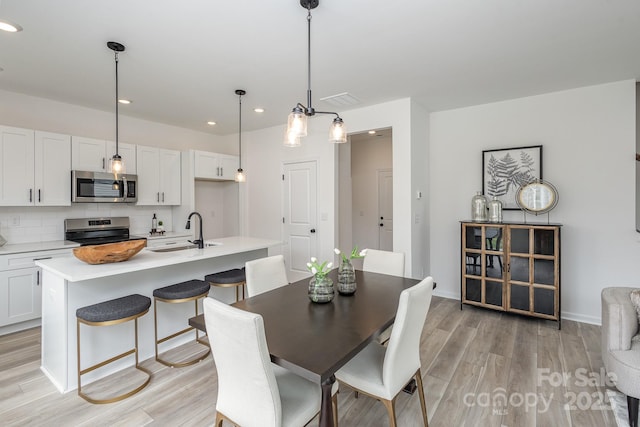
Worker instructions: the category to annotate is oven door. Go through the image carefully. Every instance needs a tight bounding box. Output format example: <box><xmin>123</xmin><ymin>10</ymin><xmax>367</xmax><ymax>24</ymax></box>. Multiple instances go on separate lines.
<box><xmin>71</xmin><ymin>171</ymin><xmax>137</xmax><ymax>203</ymax></box>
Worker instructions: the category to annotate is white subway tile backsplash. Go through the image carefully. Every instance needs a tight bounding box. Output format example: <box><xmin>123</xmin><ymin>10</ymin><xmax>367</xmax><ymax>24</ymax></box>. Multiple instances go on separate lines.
<box><xmin>0</xmin><ymin>204</ymin><xmax>174</xmax><ymax>244</ymax></box>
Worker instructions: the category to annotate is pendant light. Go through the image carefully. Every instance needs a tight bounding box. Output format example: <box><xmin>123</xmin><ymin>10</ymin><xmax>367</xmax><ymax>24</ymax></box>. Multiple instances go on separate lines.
<box><xmin>107</xmin><ymin>41</ymin><xmax>125</xmax><ymax>176</ymax></box>
<box><xmin>284</xmin><ymin>0</ymin><xmax>347</xmax><ymax>147</ymax></box>
<box><xmin>235</xmin><ymin>89</ymin><xmax>246</xmax><ymax>183</ymax></box>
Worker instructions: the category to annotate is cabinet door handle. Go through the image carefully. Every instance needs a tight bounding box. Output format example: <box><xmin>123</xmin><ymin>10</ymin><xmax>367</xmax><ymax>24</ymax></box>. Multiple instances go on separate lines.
<box><xmin>157</xmin><ymin>192</ymin><xmax>160</xmax><ymax>202</ymax></box>
<box><xmin>162</xmin><ymin>192</ymin><xmax>165</xmax><ymax>203</ymax></box>
<box><xmin>217</xmin><ymin>167</ymin><xmax>220</xmax><ymax>176</ymax></box>
<box><xmin>37</xmin><ymin>270</ymin><xmax>40</xmax><ymax>285</ymax></box>
<box><xmin>103</xmin><ymin>158</ymin><xmax>106</xmax><ymax>170</ymax></box>
<box><xmin>29</xmin><ymin>189</ymin><xmax>33</xmax><ymax>203</ymax></box>
<box><xmin>38</xmin><ymin>189</ymin><xmax>41</xmax><ymax>203</ymax></box>
<box><xmin>221</xmin><ymin>167</ymin><xmax>223</xmax><ymax>176</ymax></box>
<box><xmin>33</xmin><ymin>257</ymin><xmax>52</xmax><ymax>261</ymax></box>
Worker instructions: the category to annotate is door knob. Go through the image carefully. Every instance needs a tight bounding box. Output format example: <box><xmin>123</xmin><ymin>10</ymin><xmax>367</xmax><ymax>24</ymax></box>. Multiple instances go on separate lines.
<box><xmin>380</xmin><ymin>223</ymin><xmax>384</xmax><ymax>227</ymax></box>
<box><xmin>310</xmin><ymin>229</ymin><xmax>316</xmax><ymax>233</ymax></box>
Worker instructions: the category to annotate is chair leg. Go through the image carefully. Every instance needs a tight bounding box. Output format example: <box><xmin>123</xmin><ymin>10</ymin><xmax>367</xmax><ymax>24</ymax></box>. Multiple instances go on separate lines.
<box><xmin>415</xmin><ymin>369</ymin><xmax>429</xmax><ymax>427</ymax></box>
<box><xmin>381</xmin><ymin>398</ymin><xmax>397</xmax><ymax>427</ymax></box>
<box><xmin>629</xmin><ymin>396</ymin><xmax>639</xmax><ymax>427</ymax></box>
<box><xmin>332</xmin><ymin>392</ymin><xmax>339</xmax><ymax>427</ymax></box>
<box><xmin>214</xmin><ymin>412</ymin><xmax>224</xmax><ymax>427</ymax></box>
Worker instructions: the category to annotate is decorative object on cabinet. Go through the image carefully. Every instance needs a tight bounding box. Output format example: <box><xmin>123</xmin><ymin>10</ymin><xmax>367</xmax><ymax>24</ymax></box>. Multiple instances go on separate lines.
<box><xmin>107</xmin><ymin>41</ymin><xmax>127</xmax><ymax>176</ymax></box>
<box><xmin>471</xmin><ymin>191</ymin><xmax>488</xmax><ymax>222</ymax></box>
<box><xmin>516</xmin><ymin>179</ymin><xmax>559</xmax><ymax>223</ymax></box>
<box><xmin>284</xmin><ymin>0</ymin><xmax>347</xmax><ymax>147</ymax></box>
<box><xmin>72</xmin><ymin>239</ymin><xmax>146</xmax><ymax>264</ymax></box>
<box><xmin>460</xmin><ymin>221</ymin><xmax>562</xmax><ymax>328</ymax></box>
<box><xmin>487</xmin><ymin>196</ymin><xmax>503</xmax><ymax>223</ymax></box>
<box><xmin>235</xmin><ymin>89</ymin><xmax>247</xmax><ymax>182</ymax></box>
<box><xmin>482</xmin><ymin>145</ymin><xmax>542</xmax><ymax>209</ymax></box>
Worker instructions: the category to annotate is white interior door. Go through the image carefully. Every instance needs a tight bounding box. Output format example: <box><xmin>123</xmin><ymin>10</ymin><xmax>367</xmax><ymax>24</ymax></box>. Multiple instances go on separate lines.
<box><xmin>378</xmin><ymin>169</ymin><xmax>393</xmax><ymax>251</ymax></box>
<box><xmin>283</xmin><ymin>161</ymin><xmax>317</xmax><ymax>282</ymax></box>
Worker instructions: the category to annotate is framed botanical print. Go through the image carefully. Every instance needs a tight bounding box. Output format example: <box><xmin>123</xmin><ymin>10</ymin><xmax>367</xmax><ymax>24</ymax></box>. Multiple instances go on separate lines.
<box><xmin>482</xmin><ymin>145</ymin><xmax>542</xmax><ymax>210</ymax></box>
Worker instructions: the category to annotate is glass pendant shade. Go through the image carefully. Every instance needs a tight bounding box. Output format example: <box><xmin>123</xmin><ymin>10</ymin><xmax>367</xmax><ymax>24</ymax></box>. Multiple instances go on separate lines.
<box><xmin>235</xmin><ymin>168</ymin><xmax>246</xmax><ymax>183</ymax></box>
<box><xmin>329</xmin><ymin>117</ymin><xmax>347</xmax><ymax>143</ymax></box>
<box><xmin>284</xmin><ymin>129</ymin><xmax>301</xmax><ymax>147</ymax></box>
<box><xmin>287</xmin><ymin>108</ymin><xmax>307</xmax><ymax>138</ymax></box>
<box><xmin>109</xmin><ymin>154</ymin><xmax>125</xmax><ymax>174</ymax></box>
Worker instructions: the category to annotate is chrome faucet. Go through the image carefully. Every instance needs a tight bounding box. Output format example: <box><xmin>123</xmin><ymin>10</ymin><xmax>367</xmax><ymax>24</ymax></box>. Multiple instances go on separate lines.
<box><xmin>185</xmin><ymin>211</ymin><xmax>204</xmax><ymax>249</ymax></box>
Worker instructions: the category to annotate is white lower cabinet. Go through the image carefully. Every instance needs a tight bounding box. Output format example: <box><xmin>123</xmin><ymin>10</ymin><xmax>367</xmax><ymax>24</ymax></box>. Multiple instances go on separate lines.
<box><xmin>0</xmin><ymin>268</ymin><xmax>40</xmax><ymax>327</ymax></box>
<box><xmin>0</xmin><ymin>248</ymin><xmax>72</xmax><ymax>333</ymax></box>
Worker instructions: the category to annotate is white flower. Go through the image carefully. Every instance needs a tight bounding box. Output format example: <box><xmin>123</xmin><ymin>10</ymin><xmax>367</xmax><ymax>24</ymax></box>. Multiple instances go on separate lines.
<box><xmin>327</xmin><ymin>262</ymin><xmax>333</xmax><ymax>270</ymax></box>
<box><xmin>334</xmin><ymin>248</ymin><xmax>341</xmax><ymax>255</ymax></box>
<box><xmin>359</xmin><ymin>249</ymin><xmax>368</xmax><ymax>257</ymax></box>
<box><xmin>307</xmin><ymin>262</ymin><xmax>312</xmax><ymax>268</ymax></box>
<box><xmin>311</xmin><ymin>257</ymin><xmax>317</xmax><ymax>263</ymax></box>
<box><xmin>311</xmin><ymin>267</ymin><xmax>318</xmax><ymax>274</ymax></box>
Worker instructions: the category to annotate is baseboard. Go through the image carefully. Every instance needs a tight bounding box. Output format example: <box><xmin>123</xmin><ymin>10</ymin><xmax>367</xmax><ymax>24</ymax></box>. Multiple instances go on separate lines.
<box><xmin>0</xmin><ymin>318</ymin><xmax>41</xmax><ymax>337</ymax></box>
<box><xmin>432</xmin><ymin>291</ymin><xmax>602</xmax><ymax>325</ymax></box>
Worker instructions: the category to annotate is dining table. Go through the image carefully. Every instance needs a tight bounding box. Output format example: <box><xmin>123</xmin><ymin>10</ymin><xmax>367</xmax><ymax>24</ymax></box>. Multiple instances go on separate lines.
<box><xmin>189</xmin><ymin>268</ymin><xmax>420</xmax><ymax>427</ymax></box>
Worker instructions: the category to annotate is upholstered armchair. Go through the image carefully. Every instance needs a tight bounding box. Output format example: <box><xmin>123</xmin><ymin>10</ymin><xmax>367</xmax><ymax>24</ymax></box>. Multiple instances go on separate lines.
<box><xmin>601</xmin><ymin>287</ymin><xmax>640</xmax><ymax>427</ymax></box>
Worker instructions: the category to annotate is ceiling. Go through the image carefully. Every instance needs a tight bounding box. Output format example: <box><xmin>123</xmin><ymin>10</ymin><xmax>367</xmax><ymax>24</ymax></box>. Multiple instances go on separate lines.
<box><xmin>1</xmin><ymin>0</ymin><xmax>639</xmax><ymax>136</ymax></box>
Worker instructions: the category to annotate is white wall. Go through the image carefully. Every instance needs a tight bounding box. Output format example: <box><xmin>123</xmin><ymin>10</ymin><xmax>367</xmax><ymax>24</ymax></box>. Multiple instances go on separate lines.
<box><xmin>0</xmin><ymin>89</ymin><xmax>227</xmax><ymax>152</ymax></box>
<box><xmin>429</xmin><ymin>80</ymin><xmax>638</xmax><ymax>324</ymax></box>
<box><xmin>350</xmin><ymin>136</ymin><xmax>392</xmax><ymax>252</ymax></box>
<box><xmin>194</xmin><ymin>180</ymin><xmax>239</xmax><ymax>239</ymax></box>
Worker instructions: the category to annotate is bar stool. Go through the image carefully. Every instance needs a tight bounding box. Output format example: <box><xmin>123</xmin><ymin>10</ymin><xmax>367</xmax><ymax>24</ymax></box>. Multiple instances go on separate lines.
<box><xmin>153</xmin><ymin>279</ymin><xmax>211</xmax><ymax>367</ymax></box>
<box><xmin>76</xmin><ymin>294</ymin><xmax>152</xmax><ymax>404</ymax></box>
<box><xmin>205</xmin><ymin>268</ymin><xmax>246</xmax><ymax>302</ymax></box>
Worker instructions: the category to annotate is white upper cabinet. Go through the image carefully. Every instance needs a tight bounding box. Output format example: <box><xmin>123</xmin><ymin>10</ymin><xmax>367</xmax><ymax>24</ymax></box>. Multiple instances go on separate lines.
<box><xmin>72</xmin><ymin>136</ymin><xmax>136</xmax><ymax>174</ymax></box>
<box><xmin>136</xmin><ymin>145</ymin><xmax>181</xmax><ymax>205</ymax></box>
<box><xmin>35</xmin><ymin>131</ymin><xmax>72</xmax><ymax>206</ymax></box>
<box><xmin>194</xmin><ymin>150</ymin><xmax>239</xmax><ymax>181</ymax></box>
<box><xmin>0</xmin><ymin>126</ymin><xmax>71</xmax><ymax>206</ymax></box>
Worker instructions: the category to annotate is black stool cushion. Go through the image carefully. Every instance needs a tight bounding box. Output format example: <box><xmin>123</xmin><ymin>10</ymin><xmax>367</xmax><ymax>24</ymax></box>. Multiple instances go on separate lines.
<box><xmin>153</xmin><ymin>279</ymin><xmax>210</xmax><ymax>300</ymax></box>
<box><xmin>77</xmin><ymin>294</ymin><xmax>151</xmax><ymax>323</ymax></box>
<box><xmin>205</xmin><ymin>268</ymin><xmax>246</xmax><ymax>284</ymax></box>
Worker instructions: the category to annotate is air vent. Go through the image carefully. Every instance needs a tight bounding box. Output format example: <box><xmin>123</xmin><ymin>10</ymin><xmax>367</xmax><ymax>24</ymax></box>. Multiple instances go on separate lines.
<box><xmin>320</xmin><ymin>92</ymin><xmax>361</xmax><ymax>107</ymax></box>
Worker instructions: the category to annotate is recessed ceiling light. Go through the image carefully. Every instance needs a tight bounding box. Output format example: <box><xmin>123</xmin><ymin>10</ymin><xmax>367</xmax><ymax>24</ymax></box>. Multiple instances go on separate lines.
<box><xmin>368</xmin><ymin>130</ymin><xmax>376</xmax><ymax>135</ymax></box>
<box><xmin>0</xmin><ymin>20</ymin><xmax>22</xmax><ymax>32</ymax></box>
<box><xmin>118</xmin><ymin>99</ymin><xmax>131</xmax><ymax>105</ymax></box>
<box><xmin>254</xmin><ymin>108</ymin><xmax>264</xmax><ymax>113</ymax></box>
<box><xmin>207</xmin><ymin>121</ymin><xmax>216</xmax><ymax>126</ymax></box>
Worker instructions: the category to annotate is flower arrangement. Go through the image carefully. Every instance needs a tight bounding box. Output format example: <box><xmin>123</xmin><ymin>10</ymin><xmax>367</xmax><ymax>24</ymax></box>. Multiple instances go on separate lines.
<box><xmin>334</xmin><ymin>246</ymin><xmax>367</xmax><ymax>262</ymax></box>
<box><xmin>306</xmin><ymin>257</ymin><xmax>333</xmax><ymax>279</ymax></box>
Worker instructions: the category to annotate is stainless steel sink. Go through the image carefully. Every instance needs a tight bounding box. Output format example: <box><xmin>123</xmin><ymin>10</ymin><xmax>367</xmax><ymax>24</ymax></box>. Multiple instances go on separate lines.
<box><xmin>148</xmin><ymin>244</ymin><xmax>198</xmax><ymax>253</ymax></box>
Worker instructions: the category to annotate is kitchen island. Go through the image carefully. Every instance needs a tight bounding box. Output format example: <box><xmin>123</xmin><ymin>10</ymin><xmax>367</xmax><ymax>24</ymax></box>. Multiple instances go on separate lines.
<box><xmin>36</xmin><ymin>236</ymin><xmax>281</xmax><ymax>393</ymax></box>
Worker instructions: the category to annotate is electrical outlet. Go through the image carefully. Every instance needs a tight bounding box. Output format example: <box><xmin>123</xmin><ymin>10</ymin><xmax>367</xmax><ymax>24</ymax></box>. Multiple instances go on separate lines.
<box><xmin>11</xmin><ymin>216</ymin><xmax>20</xmax><ymax>226</ymax></box>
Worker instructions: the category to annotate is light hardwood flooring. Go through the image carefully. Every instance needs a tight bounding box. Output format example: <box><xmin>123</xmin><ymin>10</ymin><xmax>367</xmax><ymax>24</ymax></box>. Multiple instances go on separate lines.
<box><xmin>0</xmin><ymin>296</ymin><xmax>619</xmax><ymax>426</ymax></box>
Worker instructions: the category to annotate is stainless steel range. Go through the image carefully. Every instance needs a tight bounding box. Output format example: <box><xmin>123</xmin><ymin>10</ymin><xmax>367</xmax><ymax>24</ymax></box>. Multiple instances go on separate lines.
<box><xmin>65</xmin><ymin>217</ymin><xmax>147</xmax><ymax>246</ymax></box>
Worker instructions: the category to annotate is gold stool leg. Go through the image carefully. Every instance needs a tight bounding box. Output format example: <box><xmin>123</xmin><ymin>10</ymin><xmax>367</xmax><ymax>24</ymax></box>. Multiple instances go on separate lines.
<box><xmin>154</xmin><ymin>294</ymin><xmax>210</xmax><ymax>368</ymax></box>
<box><xmin>77</xmin><ymin>313</ymin><xmax>152</xmax><ymax>404</ymax></box>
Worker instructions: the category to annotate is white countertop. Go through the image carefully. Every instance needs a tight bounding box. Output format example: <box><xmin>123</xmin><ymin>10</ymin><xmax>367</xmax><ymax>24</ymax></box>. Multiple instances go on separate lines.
<box><xmin>36</xmin><ymin>236</ymin><xmax>282</xmax><ymax>282</ymax></box>
<box><xmin>0</xmin><ymin>240</ymin><xmax>80</xmax><ymax>255</ymax></box>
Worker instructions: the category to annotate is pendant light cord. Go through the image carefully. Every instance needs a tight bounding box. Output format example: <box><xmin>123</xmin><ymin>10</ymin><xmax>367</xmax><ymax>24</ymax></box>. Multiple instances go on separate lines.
<box><xmin>238</xmin><ymin>92</ymin><xmax>242</xmax><ymax>169</ymax></box>
<box><xmin>306</xmin><ymin>5</ymin><xmax>313</xmax><ymax>112</ymax></box>
<box><xmin>114</xmin><ymin>51</ymin><xmax>119</xmax><ymax>155</ymax></box>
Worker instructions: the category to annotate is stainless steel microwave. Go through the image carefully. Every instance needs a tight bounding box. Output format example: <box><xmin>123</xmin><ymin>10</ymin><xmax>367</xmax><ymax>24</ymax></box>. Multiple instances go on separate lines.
<box><xmin>71</xmin><ymin>170</ymin><xmax>137</xmax><ymax>203</ymax></box>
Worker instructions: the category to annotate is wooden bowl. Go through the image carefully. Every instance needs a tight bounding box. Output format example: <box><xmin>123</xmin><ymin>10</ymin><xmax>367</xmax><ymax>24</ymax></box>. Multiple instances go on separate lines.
<box><xmin>73</xmin><ymin>239</ymin><xmax>147</xmax><ymax>265</ymax></box>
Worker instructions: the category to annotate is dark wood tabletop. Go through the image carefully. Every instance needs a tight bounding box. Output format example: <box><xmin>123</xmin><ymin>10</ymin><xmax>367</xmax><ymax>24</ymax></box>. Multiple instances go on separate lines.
<box><xmin>189</xmin><ymin>268</ymin><xmax>420</xmax><ymax>427</ymax></box>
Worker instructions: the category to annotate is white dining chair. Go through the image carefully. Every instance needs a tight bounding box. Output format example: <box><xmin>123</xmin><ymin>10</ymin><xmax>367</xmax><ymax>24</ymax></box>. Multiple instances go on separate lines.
<box><xmin>335</xmin><ymin>276</ymin><xmax>434</xmax><ymax>427</ymax></box>
<box><xmin>362</xmin><ymin>249</ymin><xmax>405</xmax><ymax>344</ymax></box>
<box><xmin>362</xmin><ymin>249</ymin><xmax>405</xmax><ymax>277</ymax></box>
<box><xmin>245</xmin><ymin>254</ymin><xmax>289</xmax><ymax>297</ymax></box>
<box><xmin>203</xmin><ymin>297</ymin><xmax>338</xmax><ymax>427</ymax></box>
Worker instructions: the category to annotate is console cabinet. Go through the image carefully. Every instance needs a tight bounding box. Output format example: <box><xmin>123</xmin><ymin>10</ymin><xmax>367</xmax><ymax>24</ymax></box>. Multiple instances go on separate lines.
<box><xmin>460</xmin><ymin>221</ymin><xmax>562</xmax><ymax>327</ymax></box>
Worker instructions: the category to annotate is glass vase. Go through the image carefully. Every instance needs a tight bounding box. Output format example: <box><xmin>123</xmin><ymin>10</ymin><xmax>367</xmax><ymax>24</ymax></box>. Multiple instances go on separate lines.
<box><xmin>308</xmin><ymin>275</ymin><xmax>335</xmax><ymax>303</ymax></box>
<box><xmin>487</xmin><ymin>196</ymin><xmax>503</xmax><ymax>223</ymax></box>
<box><xmin>471</xmin><ymin>191</ymin><xmax>488</xmax><ymax>222</ymax></box>
<box><xmin>337</xmin><ymin>258</ymin><xmax>357</xmax><ymax>295</ymax></box>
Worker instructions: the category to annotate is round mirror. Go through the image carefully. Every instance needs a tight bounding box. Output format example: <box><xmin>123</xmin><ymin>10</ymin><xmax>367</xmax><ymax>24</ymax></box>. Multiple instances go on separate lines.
<box><xmin>516</xmin><ymin>180</ymin><xmax>558</xmax><ymax>214</ymax></box>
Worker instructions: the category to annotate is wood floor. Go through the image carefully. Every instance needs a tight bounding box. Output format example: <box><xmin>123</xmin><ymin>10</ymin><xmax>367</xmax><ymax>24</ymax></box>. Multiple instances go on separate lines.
<box><xmin>0</xmin><ymin>296</ymin><xmax>619</xmax><ymax>426</ymax></box>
